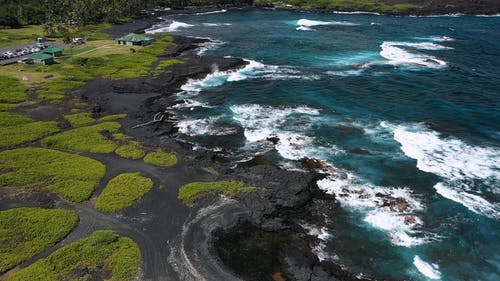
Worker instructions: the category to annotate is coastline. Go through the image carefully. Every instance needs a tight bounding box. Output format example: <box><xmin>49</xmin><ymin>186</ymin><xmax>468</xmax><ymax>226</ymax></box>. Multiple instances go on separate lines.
<box><xmin>2</xmin><ymin>6</ymin><xmax>497</xmax><ymax>281</ymax></box>
<box><xmin>64</xmin><ymin>16</ymin><xmax>390</xmax><ymax>281</ymax></box>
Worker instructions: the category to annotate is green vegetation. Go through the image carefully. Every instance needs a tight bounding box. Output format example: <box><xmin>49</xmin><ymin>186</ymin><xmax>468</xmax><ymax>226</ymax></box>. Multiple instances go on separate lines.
<box><xmin>0</xmin><ymin>76</ymin><xmax>27</xmax><ymax>104</ymax></box>
<box><xmin>254</xmin><ymin>0</ymin><xmax>418</xmax><ymax>13</ymax></box>
<box><xmin>0</xmin><ymin>103</ymin><xmax>15</xmax><ymax>111</ymax></box>
<box><xmin>153</xmin><ymin>58</ymin><xmax>184</xmax><ymax>77</ymax></box>
<box><xmin>98</xmin><ymin>113</ymin><xmax>127</xmax><ymax>122</ymax></box>
<box><xmin>6</xmin><ymin>230</ymin><xmax>141</xmax><ymax>281</ymax></box>
<box><xmin>95</xmin><ymin>172</ymin><xmax>153</xmax><ymax>212</ymax></box>
<box><xmin>0</xmin><ymin>112</ymin><xmax>60</xmax><ymax>147</ymax></box>
<box><xmin>144</xmin><ymin>149</ymin><xmax>178</xmax><ymax>167</ymax></box>
<box><xmin>0</xmin><ymin>148</ymin><xmax>106</xmax><ymax>202</ymax></box>
<box><xmin>0</xmin><ymin>208</ymin><xmax>78</xmax><ymax>273</ymax></box>
<box><xmin>178</xmin><ymin>181</ymin><xmax>256</xmax><ymax>205</ymax></box>
<box><xmin>42</xmin><ymin>122</ymin><xmax>120</xmax><ymax>153</ymax></box>
<box><xmin>37</xmin><ymin>76</ymin><xmax>88</xmax><ymax>100</ymax></box>
<box><xmin>64</xmin><ymin>112</ymin><xmax>95</xmax><ymax>127</ymax></box>
<box><xmin>115</xmin><ymin>142</ymin><xmax>145</xmax><ymax>159</ymax></box>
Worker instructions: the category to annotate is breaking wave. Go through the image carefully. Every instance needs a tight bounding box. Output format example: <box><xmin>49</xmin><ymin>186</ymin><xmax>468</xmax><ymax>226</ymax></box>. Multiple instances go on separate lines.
<box><xmin>413</xmin><ymin>256</ymin><xmax>442</xmax><ymax>280</ymax></box>
<box><xmin>146</xmin><ymin>20</ymin><xmax>194</xmax><ymax>33</ymax></box>
<box><xmin>379</xmin><ymin>41</ymin><xmax>450</xmax><ymax>68</ymax></box>
<box><xmin>393</xmin><ymin>124</ymin><xmax>500</xmax><ymax>219</ymax></box>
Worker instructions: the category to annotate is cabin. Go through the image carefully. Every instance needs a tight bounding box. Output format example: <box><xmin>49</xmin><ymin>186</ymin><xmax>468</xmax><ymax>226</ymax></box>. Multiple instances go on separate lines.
<box><xmin>29</xmin><ymin>53</ymin><xmax>54</xmax><ymax>65</ymax></box>
<box><xmin>42</xmin><ymin>46</ymin><xmax>64</xmax><ymax>57</ymax></box>
<box><xmin>117</xmin><ymin>33</ymin><xmax>154</xmax><ymax>46</ymax></box>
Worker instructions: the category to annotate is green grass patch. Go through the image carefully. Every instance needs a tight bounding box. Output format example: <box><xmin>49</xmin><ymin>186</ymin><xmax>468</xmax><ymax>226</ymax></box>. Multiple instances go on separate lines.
<box><xmin>115</xmin><ymin>141</ymin><xmax>145</xmax><ymax>159</ymax></box>
<box><xmin>5</xmin><ymin>230</ymin><xmax>140</xmax><ymax>281</ymax></box>
<box><xmin>42</xmin><ymin>121</ymin><xmax>120</xmax><ymax>153</ymax></box>
<box><xmin>64</xmin><ymin>112</ymin><xmax>95</xmax><ymax>127</ymax></box>
<box><xmin>86</xmin><ymin>32</ymin><xmax>110</xmax><ymax>41</ymax></box>
<box><xmin>0</xmin><ymin>112</ymin><xmax>60</xmax><ymax>147</ymax></box>
<box><xmin>153</xmin><ymin>59</ymin><xmax>183</xmax><ymax>77</ymax></box>
<box><xmin>178</xmin><ymin>181</ymin><xmax>256</xmax><ymax>205</ymax></box>
<box><xmin>0</xmin><ymin>25</ymin><xmax>44</xmax><ymax>49</ymax></box>
<box><xmin>143</xmin><ymin>149</ymin><xmax>177</xmax><ymax>167</ymax></box>
<box><xmin>0</xmin><ymin>76</ymin><xmax>27</xmax><ymax>104</ymax></box>
<box><xmin>0</xmin><ymin>103</ymin><xmax>15</xmax><ymax>111</ymax></box>
<box><xmin>98</xmin><ymin>113</ymin><xmax>127</xmax><ymax>122</ymax></box>
<box><xmin>255</xmin><ymin>0</ymin><xmax>418</xmax><ymax>13</ymax></box>
<box><xmin>37</xmin><ymin>76</ymin><xmax>87</xmax><ymax>100</ymax></box>
<box><xmin>0</xmin><ymin>208</ymin><xmax>78</xmax><ymax>273</ymax></box>
<box><xmin>0</xmin><ymin>147</ymin><xmax>106</xmax><ymax>202</ymax></box>
<box><xmin>95</xmin><ymin>172</ymin><xmax>153</xmax><ymax>212</ymax></box>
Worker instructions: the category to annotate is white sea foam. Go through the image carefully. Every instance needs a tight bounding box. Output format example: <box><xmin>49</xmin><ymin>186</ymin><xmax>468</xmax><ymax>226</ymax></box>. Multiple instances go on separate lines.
<box><xmin>297</xmin><ymin>18</ymin><xmax>359</xmax><ymax>27</ymax></box>
<box><xmin>380</xmin><ymin>41</ymin><xmax>448</xmax><ymax>68</ymax></box>
<box><xmin>171</xmin><ymin>99</ymin><xmax>213</xmax><ymax>109</ymax></box>
<box><xmin>229</xmin><ymin>103</ymin><xmax>333</xmax><ymax>162</ymax></box>
<box><xmin>302</xmin><ymin>224</ymin><xmax>332</xmax><ymax>261</ymax></box>
<box><xmin>196</xmin><ymin>39</ymin><xmax>225</xmax><ymax>55</ymax></box>
<box><xmin>145</xmin><ymin>21</ymin><xmax>194</xmax><ymax>33</ymax></box>
<box><xmin>326</xmin><ymin>69</ymin><xmax>364</xmax><ymax>77</ymax></box>
<box><xmin>316</xmin><ymin>170</ymin><xmax>431</xmax><ymax>247</ymax></box>
<box><xmin>194</xmin><ymin>9</ymin><xmax>227</xmax><ymax>15</ymax></box>
<box><xmin>413</xmin><ymin>36</ymin><xmax>455</xmax><ymax>42</ymax></box>
<box><xmin>413</xmin><ymin>256</ymin><xmax>442</xmax><ymax>280</ymax></box>
<box><xmin>393</xmin><ymin>125</ymin><xmax>500</xmax><ymax>180</ymax></box>
<box><xmin>476</xmin><ymin>14</ymin><xmax>500</xmax><ymax>17</ymax></box>
<box><xmin>180</xmin><ymin>59</ymin><xmax>318</xmax><ymax>94</ymax></box>
<box><xmin>230</xmin><ymin>104</ymin><xmax>319</xmax><ymax>143</ymax></box>
<box><xmin>296</xmin><ymin>26</ymin><xmax>313</xmax><ymax>31</ymax></box>
<box><xmin>177</xmin><ymin>116</ymin><xmax>236</xmax><ymax>136</ymax></box>
<box><xmin>317</xmin><ymin>170</ymin><xmax>431</xmax><ymax>247</ymax></box>
<box><xmin>201</xmin><ymin>23</ymin><xmax>232</xmax><ymax>27</ymax></box>
<box><xmin>435</xmin><ymin>182</ymin><xmax>500</xmax><ymax>219</ymax></box>
<box><xmin>393</xmin><ymin>124</ymin><xmax>500</xmax><ymax>218</ymax></box>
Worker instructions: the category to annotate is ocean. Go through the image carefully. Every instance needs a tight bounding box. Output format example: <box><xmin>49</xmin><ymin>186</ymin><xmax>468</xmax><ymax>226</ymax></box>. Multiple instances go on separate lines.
<box><xmin>146</xmin><ymin>9</ymin><xmax>500</xmax><ymax>281</ymax></box>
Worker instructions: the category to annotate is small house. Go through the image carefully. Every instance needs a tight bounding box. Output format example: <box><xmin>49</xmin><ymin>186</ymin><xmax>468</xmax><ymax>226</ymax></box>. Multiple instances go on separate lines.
<box><xmin>117</xmin><ymin>33</ymin><xmax>154</xmax><ymax>46</ymax></box>
<box><xmin>30</xmin><ymin>53</ymin><xmax>54</xmax><ymax>65</ymax></box>
<box><xmin>42</xmin><ymin>46</ymin><xmax>64</xmax><ymax>57</ymax></box>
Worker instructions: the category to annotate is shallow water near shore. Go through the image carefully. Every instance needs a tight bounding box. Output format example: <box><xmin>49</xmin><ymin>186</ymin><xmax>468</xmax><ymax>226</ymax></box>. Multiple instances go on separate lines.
<box><xmin>149</xmin><ymin>9</ymin><xmax>499</xmax><ymax>281</ymax></box>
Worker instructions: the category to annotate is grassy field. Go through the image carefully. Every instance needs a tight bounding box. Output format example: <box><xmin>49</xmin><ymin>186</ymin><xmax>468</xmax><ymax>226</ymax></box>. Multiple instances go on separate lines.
<box><xmin>63</xmin><ymin>112</ymin><xmax>95</xmax><ymax>127</ymax></box>
<box><xmin>5</xmin><ymin>230</ymin><xmax>141</xmax><ymax>281</ymax></box>
<box><xmin>178</xmin><ymin>181</ymin><xmax>256</xmax><ymax>205</ymax></box>
<box><xmin>255</xmin><ymin>0</ymin><xmax>418</xmax><ymax>12</ymax></box>
<box><xmin>115</xmin><ymin>141</ymin><xmax>146</xmax><ymax>159</ymax></box>
<box><xmin>0</xmin><ymin>112</ymin><xmax>60</xmax><ymax>147</ymax></box>
<box><xmin>0</xmin><ymin>208</ymin><xmax>79</xmax><ymax>273</ymax></box>
<box><xmin>95</xmin><ymin>172</ymin><xmax>153</xmax><ymax>212</ymax></box>
<box><xmin>0</xmin><ymin>148</ymin><xmax>106</xmax><ymax>202</ymax></box>
<box><xmin>144</xmin><ymin>149</ymin><xmax>178</xmax><ymax>167</ymax></box>
<box><xmin>42</xmin><ymin>121</ymin><xmax>121</xmax><ymax>153</ymax></box>
<box><xmin>0</xmin><ymin>25</ymin><xmax>44</xmax><ymax>49</ymax></box>
<box><xmin>98</xmin><ymin>113</ymin><xmax>127</xmax><ymax>122</ymax></box>
<box><xmin>0</xmin><ymin>76</ymin><xmax>27</xmax><ymax>104</ymax></box>
<box><xmin>0</xmin><ymin>28</ymin><xmax>180</xmax><ymax>101</ymax></box>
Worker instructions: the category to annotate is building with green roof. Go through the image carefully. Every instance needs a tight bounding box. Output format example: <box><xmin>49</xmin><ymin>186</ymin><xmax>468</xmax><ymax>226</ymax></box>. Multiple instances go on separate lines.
<box><xmin>29</xmin><ymin>53</ymin><xmax>54</xmax><ymax>65</ymax></box>
<box><xmin>117</xmin><ymin>33</ymin><xmax>154</xmax><ymax>46</ymax></box>
<box><xmin>42</xmin><ymin>46</ymin><xmax>64</xmax><ymax>57</ymax></box>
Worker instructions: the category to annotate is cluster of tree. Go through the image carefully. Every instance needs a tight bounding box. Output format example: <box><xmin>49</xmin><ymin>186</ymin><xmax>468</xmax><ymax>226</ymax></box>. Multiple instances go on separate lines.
<box><xmin>0</xmin><ymin>0</ymin><xmax>252</xmax><ymax>29</ymax></box>
<box><xmin>0</xmin><ymin>0</ymin><xmax>45</xmax><ymax>28</ymax></box>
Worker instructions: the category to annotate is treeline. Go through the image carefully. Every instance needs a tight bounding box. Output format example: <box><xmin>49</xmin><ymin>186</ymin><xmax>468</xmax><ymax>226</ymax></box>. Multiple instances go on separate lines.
<box><xmin>0</xmin><ymin>0</ymin><xmax>45</xmax><ymax>28</ymax></box>
<box><xmin>0</xmin><ymin>0</ymin><xmax>251</xmax><ymax>29</ymax></box>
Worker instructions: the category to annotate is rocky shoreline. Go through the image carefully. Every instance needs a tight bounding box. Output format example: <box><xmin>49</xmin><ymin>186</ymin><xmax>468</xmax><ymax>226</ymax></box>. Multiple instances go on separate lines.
<box><xmin>77</xmin><ymin>17</ymin><xmax>401</xmax><ymax>281</ymax></box>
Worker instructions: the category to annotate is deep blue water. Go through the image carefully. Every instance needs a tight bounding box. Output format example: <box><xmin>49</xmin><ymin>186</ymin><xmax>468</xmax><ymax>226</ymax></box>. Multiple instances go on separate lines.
<box><xmin>148</xmin><ymin>9</ymin><xmax>499</xmax><ymax>281</ymax></box>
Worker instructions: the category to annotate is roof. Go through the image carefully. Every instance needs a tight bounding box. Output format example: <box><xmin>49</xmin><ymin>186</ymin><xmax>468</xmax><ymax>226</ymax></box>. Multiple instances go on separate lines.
<box><xmin>30</xmin><ymin>53</ymin><xmax>53</xmax><ymax>60</ymax></box>
<box><xmin>43</xmin><ymin>46</ymin><xmax>63</xmax><ymax>53</ymax></box>
<box><xmin>117</xmin><ymin>33</ymin><xmax>153</xmax><ymax>42</ymax></box>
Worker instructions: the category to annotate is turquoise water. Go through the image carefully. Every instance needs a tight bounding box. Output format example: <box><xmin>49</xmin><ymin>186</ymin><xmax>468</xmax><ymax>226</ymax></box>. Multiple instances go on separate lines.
<box><xmin>148</xmin><ymin>9</ymin><xmax>500</xmax><ymax>281</ymax></box>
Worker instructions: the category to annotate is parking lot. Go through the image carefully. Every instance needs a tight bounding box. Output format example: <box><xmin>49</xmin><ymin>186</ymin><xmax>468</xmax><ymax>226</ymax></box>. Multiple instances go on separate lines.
<box><xmin>0</xmin><ymin>44</ymin><xmax>47</xmax><ymax>65</ymax></box>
